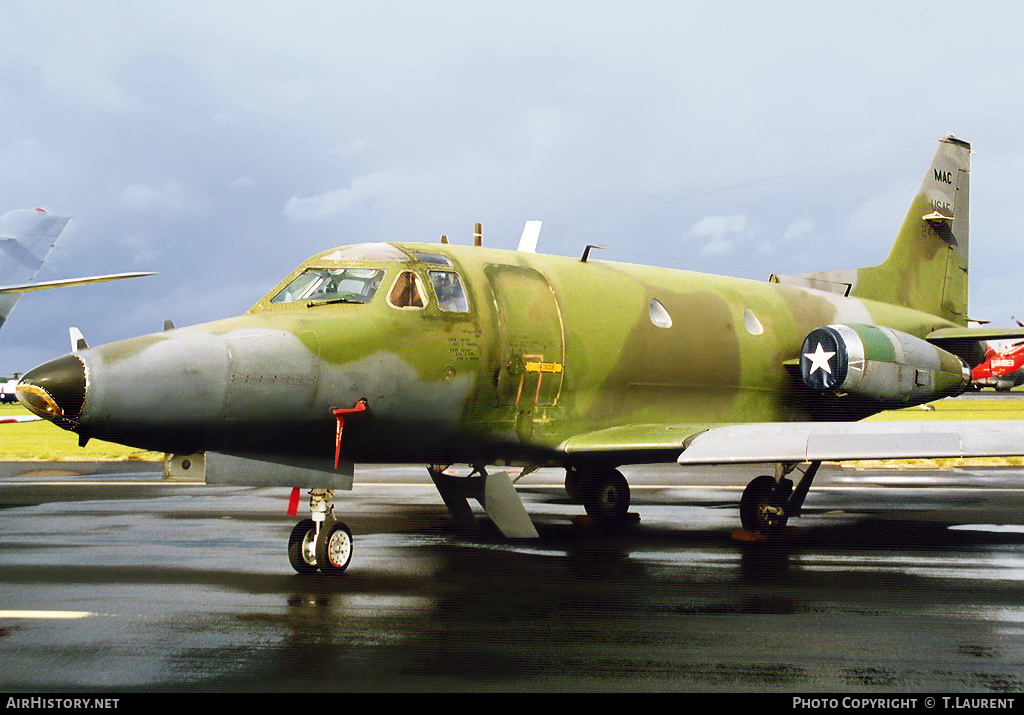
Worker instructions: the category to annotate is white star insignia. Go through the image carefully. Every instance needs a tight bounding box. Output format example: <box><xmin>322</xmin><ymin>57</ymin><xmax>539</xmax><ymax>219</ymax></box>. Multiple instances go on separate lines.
<box><xmin>804</xmin><ymin>342</ymin><xmax>836</xmax><ymax>375</ymax></box>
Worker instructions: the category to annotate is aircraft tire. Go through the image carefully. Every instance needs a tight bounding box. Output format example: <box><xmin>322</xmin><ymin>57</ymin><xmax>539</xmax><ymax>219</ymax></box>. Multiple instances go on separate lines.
<box><xmin>288</xmin><ymin>519</ymin><xmax>319</xmax><ymax>574</ymax></box>
<box><xmin>739</xmin><ymin>475</ymin><xmax>789</xmax><ymax>531</ymax></box>
<box><xmin>315</xmin><ymin>520</ymin><xmax>354</xmax><ymax>574</ymax></box>
<box><xmin>582</xmin><ymin>468</ymin><xmax>630</xmax><ymax>519</ymax></box>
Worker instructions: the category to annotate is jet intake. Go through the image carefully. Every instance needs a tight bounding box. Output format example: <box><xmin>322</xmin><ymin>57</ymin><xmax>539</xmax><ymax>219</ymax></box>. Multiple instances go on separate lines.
<box><xmin>800</xmin><ymin>324</ymin><xmax>970</xmax><ymax>403</ymax></box>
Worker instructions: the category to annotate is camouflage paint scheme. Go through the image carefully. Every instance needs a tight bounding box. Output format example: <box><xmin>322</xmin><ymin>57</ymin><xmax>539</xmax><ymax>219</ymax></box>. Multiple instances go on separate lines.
<box><xmin>26</xmin><ymin>134</ymin><xmax>1024</xmax><ymax>570</ymax></box>
<box><xmin>18</xmin><ymin>136</ymin><xmax>987</xmax><ymax>475</ymax></box>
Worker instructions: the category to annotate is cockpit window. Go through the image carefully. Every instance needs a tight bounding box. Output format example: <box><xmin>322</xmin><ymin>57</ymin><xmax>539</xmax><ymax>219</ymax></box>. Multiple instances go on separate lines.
<box><xmin>271</xmin><ymin>267</ymin><xmax>384</xmax><ymax>305</ymax></box>
<box><xmin>414</xmin><ymin>252</ymin><xmax>452</xmax><ymax>266</ymax></box>
<box><xmin>319</xmin><ymin>243</ymin><xmax>409</xmax><ymax>261</ymax></box>
<box><xmin>428</xmin><ymin>270</ymin><xmax>470</xmax><ymax>313</ymax></box>
<box><xmin>388</xmin><ymin>271</ymin><xmax>427</xmax><ymax>309</ymax></box>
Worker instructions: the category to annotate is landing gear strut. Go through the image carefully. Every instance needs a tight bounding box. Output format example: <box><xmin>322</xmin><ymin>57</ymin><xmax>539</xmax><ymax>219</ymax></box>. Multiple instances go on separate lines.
<box><xmin>287</xmin><ymin>489</ymin><xmax>354</xmax><ymax>574</ymax></box>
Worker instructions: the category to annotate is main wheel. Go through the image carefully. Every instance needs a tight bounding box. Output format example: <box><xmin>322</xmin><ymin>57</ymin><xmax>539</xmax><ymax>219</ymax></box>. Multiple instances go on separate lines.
<box><xmin>739</xmin><ymin>475</ymin><xmax>789</xmax><ymax>531</ymax></box>
<box><xmin>315</xmin><ymin>520</ymin><xmax>354</xmax><ymax>574</ymax></box>
<box><xmin>288</xmin><ymin>519</ymin><xmax>318</xmax><ymax>574</ymax></box>
<box><xmin>582</xmin><ymin>468</ymin><xmax>630</xmax><ymax>519</ymax></box>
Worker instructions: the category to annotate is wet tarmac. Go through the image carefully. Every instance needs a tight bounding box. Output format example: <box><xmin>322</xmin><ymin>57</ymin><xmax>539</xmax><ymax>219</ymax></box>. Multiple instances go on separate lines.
<box><xmin>2</xmin><ymin>461</ymin><xmax>1024</xmax><ymax>692</ymax></box>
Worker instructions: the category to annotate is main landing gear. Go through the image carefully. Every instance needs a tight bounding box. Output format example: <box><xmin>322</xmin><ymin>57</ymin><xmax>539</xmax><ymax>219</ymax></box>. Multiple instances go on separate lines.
<box><xmin>738</xmin><ymin>461</ymin><xmax>820</xmax><ymax>532</ymax></box>
<box><xmin>566</xmin><ymin>466</ymin><xmax>633</xmax><ymax>520</ymax></box>
<box><xmin>287</xmin><ymin>489</ymin><xmax>354</xmax><ymax>574</ymax></box>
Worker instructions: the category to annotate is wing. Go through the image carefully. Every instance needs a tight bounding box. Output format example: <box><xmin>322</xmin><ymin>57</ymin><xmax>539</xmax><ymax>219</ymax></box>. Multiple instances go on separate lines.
<box><xmin>676</xmin><ymin>420</ymin><xmax>1024</xmax><ymax>464</ymax></box>
<box><xmin>557</xmin><ymin>419</ymin><xmax>1024</xmax><ymax>465</ymax></box>
<box><xmin>558</xmin><ymin>423</ymin><xmax>720</xmax><ymax>462</ymax></box>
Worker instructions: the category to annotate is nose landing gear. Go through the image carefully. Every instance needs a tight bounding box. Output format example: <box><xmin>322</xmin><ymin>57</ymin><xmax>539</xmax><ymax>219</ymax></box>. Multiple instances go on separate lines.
<box><xmin>287</xmin><ymin>489</ymin><xmax>354</xmax><ymax>574</ymax></box>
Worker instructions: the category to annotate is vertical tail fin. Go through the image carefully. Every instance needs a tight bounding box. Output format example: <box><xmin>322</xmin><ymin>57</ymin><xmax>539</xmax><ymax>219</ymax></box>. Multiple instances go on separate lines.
<box><xmin>851</xmin><ymin>135</ymin><xmax>972</xmax><ymax>323</ymax></box>
<box><xmin>0</xmin><ymin>209</ymin><xmax>72</xmax><ymax>329</ymax></box>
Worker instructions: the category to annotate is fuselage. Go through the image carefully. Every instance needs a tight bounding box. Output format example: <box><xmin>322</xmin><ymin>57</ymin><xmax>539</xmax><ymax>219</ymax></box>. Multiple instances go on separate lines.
<box><xmin>18</xmin><ymin>241</ymin><xmax>966</xmax><ymax>467</ymax></box>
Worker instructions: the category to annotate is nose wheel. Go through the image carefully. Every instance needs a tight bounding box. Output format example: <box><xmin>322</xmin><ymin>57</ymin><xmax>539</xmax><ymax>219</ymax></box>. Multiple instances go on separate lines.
<box><xmin>315</xmin><ymin>520</ymin><xmax>354</xmax><ymax>573</ymax></box>
<box><xmin>287</xmin><ymin>489</ymin><xmax>354</xmax><ymax>574</ymax></box>
<box><xmin>287</xmin><ymin>519</ymin><xmax>319</xmax><ymax>574</ymax></box>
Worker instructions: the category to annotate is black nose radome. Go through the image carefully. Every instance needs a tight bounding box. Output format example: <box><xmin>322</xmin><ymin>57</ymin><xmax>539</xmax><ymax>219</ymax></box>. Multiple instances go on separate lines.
<box><xmin>17</xmin><ymin>354</ymin><xmax>87</xmax><ymax>421</ymax></box>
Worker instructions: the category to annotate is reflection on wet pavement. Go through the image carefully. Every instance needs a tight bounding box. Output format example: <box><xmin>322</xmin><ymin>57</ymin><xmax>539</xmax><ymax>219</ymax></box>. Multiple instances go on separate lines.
<box><xmin>2</xmin><ymin>464</ymin><xmax>1024</xmax><ymax>691</ymax></box>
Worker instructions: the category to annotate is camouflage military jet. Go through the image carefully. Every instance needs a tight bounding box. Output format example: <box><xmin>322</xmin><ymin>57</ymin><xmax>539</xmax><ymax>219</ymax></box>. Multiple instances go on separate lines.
<box><xmin>17</xmin><ymin>135</ymin><xmax>1024</xmax><ymax>573</ymax></box>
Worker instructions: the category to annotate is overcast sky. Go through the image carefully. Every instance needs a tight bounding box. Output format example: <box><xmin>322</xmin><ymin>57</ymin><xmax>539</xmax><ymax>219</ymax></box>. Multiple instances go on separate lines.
<box><xmin>2</xmin><ymin>1</ymin><xmax>1023</xmax><ymax>373</ymax></box>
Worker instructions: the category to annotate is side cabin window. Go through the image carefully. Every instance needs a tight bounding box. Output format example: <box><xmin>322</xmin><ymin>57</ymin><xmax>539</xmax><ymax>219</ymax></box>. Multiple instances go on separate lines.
<box><xmin>649</xmin><ymin>298</ymin><xmax>672</xmax><ymax>328</ymax></box>
<box><xmin>388</xmin><ymin>271</ymin><xmax>427</xmax><ymax>309</ymax></box>
<box><xmin>428</xmin><ymin>270</ymin><xmax>470</xmax><ymax>313</ymax></box>
<box><xmin>743</xmin><ymin>307</ymin><xmax>764</xmax><ymax>335</ymax></box>
<box><xmin>270</xmin><ymin>267</ymin><xmax>384</xmax><ymax>305</ymax></box>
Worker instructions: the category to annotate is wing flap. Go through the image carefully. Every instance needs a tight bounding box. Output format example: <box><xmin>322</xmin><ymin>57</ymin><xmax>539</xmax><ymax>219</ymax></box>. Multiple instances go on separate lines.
<box><xmin>677</xmin><ymin>420</ymin><xmax>1024</xmax><ymax>464</ymax></box>
<box><xmin>559</xmin><ymin>423</ymin><xmax>718</xmax><ymax>454</ymax></box>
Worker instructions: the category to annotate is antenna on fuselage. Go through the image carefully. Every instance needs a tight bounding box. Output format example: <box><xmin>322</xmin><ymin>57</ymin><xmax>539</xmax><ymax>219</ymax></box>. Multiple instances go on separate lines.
<box><xmin>474</xmin><ymin>223</ymin><xmax>482</xmax><ymax>247</ymax></box>
<box><xmin>517</xmin><ymin>220</ymin><xmax>542</xmax><ymax>252</ymax></box>
<box><xmin>69</xmin><ymin>327</ymin><xmax>87</xmax><ymax>352</ymax></box>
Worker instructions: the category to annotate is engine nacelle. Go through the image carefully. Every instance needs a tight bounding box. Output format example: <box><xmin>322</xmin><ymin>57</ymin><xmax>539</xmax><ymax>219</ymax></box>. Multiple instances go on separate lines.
<box><xmin>800</xmin><ymin>324</ymin><xmax>971</xmax><ymax>403</ymax></box>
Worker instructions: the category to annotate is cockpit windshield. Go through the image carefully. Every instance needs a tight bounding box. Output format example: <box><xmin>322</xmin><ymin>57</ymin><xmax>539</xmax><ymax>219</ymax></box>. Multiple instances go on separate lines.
<box><xmin>271</xmin><ymin>267</ymin><xmax>384</xmax><ymax>305</ymax></box>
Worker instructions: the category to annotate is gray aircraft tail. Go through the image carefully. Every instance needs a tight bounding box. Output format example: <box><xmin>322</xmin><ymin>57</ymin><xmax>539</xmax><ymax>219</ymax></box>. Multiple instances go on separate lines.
<box><xmin>0</xmin><ymin>209</ymin><xmax>72</xmax><ymax>328</ymax></box>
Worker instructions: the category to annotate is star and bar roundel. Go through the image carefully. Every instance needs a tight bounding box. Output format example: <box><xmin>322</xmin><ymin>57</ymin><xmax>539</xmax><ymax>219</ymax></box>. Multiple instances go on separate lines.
<box><xmin>800</xmin><ymin>326</ymin><xmax>848</xmax><ymax>390</ymax></box>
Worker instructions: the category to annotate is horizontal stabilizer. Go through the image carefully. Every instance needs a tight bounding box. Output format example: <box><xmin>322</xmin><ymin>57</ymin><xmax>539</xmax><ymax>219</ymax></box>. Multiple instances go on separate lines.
<box><xmin>0</xmin><ymin>271</ymin><xmax>155</xmax><ymax>294</ymax></box>
<box><xmin>677</xmin><ymin>420</ymin><xmax>1024</xmax><ymax>464</ymax></box>
<box><xmin>927</xmin><ymin>327</ymin><xmax>1024</xmax><ymax>342</ymax></box>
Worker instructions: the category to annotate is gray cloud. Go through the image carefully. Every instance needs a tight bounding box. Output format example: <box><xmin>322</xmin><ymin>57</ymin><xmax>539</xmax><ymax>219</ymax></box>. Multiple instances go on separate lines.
<box><xmin>1</xmin><ymin>0</ymin><xmax>1023</xmax><ymax>373</ymax></box>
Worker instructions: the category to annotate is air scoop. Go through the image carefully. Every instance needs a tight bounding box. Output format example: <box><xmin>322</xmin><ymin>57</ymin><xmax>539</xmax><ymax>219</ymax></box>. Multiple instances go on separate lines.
<box><xmin>16</xmin><ymin>354</ymin><xmax>87</xmax><ymax>422</ymax></box>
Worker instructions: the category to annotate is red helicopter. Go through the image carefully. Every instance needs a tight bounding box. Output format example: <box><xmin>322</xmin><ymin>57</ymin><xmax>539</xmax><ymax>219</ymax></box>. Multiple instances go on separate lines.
<box><xmin>972</xmin><ymin>318</ymin><xmax>1024</xmax><ymax>391</ymax></box>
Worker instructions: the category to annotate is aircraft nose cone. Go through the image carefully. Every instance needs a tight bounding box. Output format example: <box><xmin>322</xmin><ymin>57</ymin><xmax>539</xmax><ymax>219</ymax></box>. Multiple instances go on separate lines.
<box><xmin>16</xmin><ymin>354</ymin><xmax>87</xmax><ymax>421</ymax></box>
